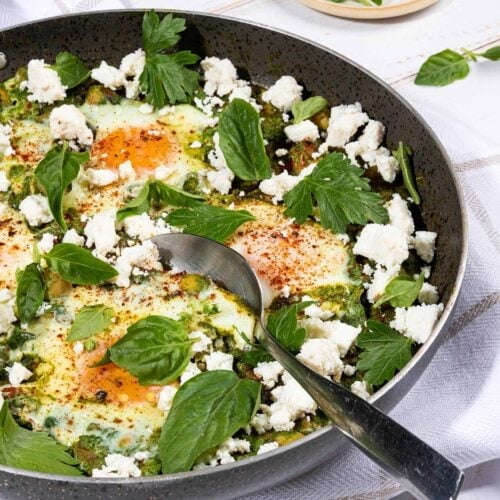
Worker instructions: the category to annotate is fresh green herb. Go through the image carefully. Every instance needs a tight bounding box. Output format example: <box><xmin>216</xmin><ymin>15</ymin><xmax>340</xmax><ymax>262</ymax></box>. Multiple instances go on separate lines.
<box><xmin>44</xmin><ymin>243</ymin><xmax>118</xmax><ymax>285</ymax></box>
<box><xmin>159</xmin><ymin>371</ymin><xmax>260</xmax><ymax>473</ymax></box>
<box><xmin>284</xmin><ymin>152</ymin><xmax>388</xmax><ymax>233</ymax></box>
<box><xmin>415</xmin><ymin>45</ymin><xmax>500</xmax><ymax>87</ymax></box>
<box><xmin>117</xmin><ymin>180</ymin><xmax>202</xmax><ymax>221</ymax></box>
<box><xmin>67</xmin><ymin>305</ymin><xmax>115</xmax><ymax>342</ymax></box>
<box><xmin>34</xmin><ymin>144</ymin><xmax>89</xmax><ymax>230</ymax></box>
<box><xmin>16</xmin><ymin>263</ymin><xmax>46</xmax><ymax>324</ymax></box>
<box><xmin>94</xmin><ymin>316</ymin><xmax>193</xmax><ymax>385</ymax></box>
<box><xmin>356</xmin><ymin>320</ymin><xmax>412</xmax><ymax>385</ymax></box>
<box><xmin>166</xmin><ymin>204</ymin><xmax>256</xmax><ymax>243</ymax></box>
<box><xmin>7</xmin><ymin>326</ymin><xmax>36</xmax><ymax>350</ymax></box>
<box><xmin>291</xmin><ymin>96</ymin><xmax>328</xmax><ymax>124</ymax></box>
<box><xmin>139</xmin><ymin>11</ymin><xmax>200</xmax><ymax>107</ymax></box>
<box><xmin>0</xmin><ymin>402</ymin><xmax>82</xmax><ymax>476</ymax></box>
<box><xmin>374</xmin><ymin>272</ymin><xmax>424</xmax><ymax>309</ymax></box>
<box><xmin>392</xmin><ymin>142</ymin><xmax>420</xmax><ymax>205</ymax></box>
<box><xmin>54</xmin><ymin>51</ymin><xmax>90</xmax><ymax>89</ymax></box>
<box><xmin>267</xmin><ymin>302</ymin><xmax>313</xmax><ymax>353</ymax></box>
<box><xmin>218</xmin><ymin>98</ymin><xmax>272</xmax><ymax>181</ymax></box>
<box><xmin>239</xmin><ymin>331</ymin><xmax>274</xmax><ymax>366</ymax></box>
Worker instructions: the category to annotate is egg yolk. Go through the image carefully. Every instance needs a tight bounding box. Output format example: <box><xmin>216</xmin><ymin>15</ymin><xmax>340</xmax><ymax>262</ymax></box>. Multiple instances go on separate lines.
<box><xmin>91</xmin><ymin>125</ymin><xmax>180</xmax><ymax>172</ymax></box>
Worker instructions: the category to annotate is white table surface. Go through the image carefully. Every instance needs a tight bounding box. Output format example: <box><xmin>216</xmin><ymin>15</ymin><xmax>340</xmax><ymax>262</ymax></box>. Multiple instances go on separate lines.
<box><xmin>0</xmin><ymin>0</ymin><xmax>499</xmax><ymax>498</ymax></box>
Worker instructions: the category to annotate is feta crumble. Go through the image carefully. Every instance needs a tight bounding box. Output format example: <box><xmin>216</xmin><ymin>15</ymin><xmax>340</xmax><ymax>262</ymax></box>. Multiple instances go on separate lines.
<box><xmin>0</xmin><ymin>289</ymin><xmax>16</xmax><ymax>334</ymax></box>
<box><xmin>206</xmin><ymin>132</ymin><xmax>234</xmax><ymax>194</ymax></box>
<box><xmin>118</xmin><ymin>160</ymin><xmax>136</xmax><ymax>181</ymax></box>
<box><xmin>418</xmin><ymin>282</ymin><xmax>439</xmax><ymax>305</ymax></box>
<box><xmin>23</xmin><ymin>59</ymin><xmax>67</xmax><ymax>104</ymax></box>
<box><xmin>351</xmin><ymin>380</ymin><xmax>371</xmax><ymax>400</ymax></box>
<box><xmin>122</xmin><ymin>213</ymin><xmax>172</xmax><ymax>242</ymax></box>
<box><xmin>253</xmin><ymin>361</ymin><xmax>284</xmax><ymax>389</ymax></box>
<box><xmin>262</xmin><ymin>76</ymin><xmax>303</xmax><ymax>111</ymax></box>
<box><xmin>365</xmin><ymin>265</ymin><xmax>400</xmax><ymax>304</ymax></box>
<box><xmin>49</xmin><ymin>104</ymin><xmax>93</xmax><ymax>146</ymax></box>
<box><xmin>390</xmin><ymin>303</ymin><xmax>444</xmax><ymax>344</ymax></box>
<box><xmin>205</xmin><ymin>351</ymin><xmax>234</xmax><ymax>371</ymax></box>
<box><xmin>257</xmin><ymin>442</ymin><xmax>279</xmax><ymax>455</ymax></box>
<box><xmin>373</xmin><ymin>147</ymin><xmax>400</xmax><ymax>183</ymax></box>
<box><xmin>412</xmin><ymin>231</ymin><xmax>437</xmax><ymax>263</ymax></box>
<box><xmin>275</xmin><ymin>148</ymin><xmax>288</xmax><ymax>157</ymax></box>
<box><xmin>6</xmin><ymin>362</ymin><xmax>33</xmax><ymax>387</ymax></box>
<box><xmin>201</xmin><ymin>57</ymin><xmax>239</xmax><ymax>97</ymax></box>
<box><xmin>284</xmin><ymin>120</ymin><xmax>319</xmax><ymax>143</ymax></box>
<box><xmin>296</xmin><ymin>338</ymin><xmax>344</xmax><ymax>379</ymax></box>
<box><xmin>86</xmin><ymin>168</ymin><xmax>118</xmax><ymax>187</ymax></box>
<box><xmin>386</xmin><ymin>193</ymin><xmax>414</xmax><ymax>236</ymax></box>
<box><xmin>92</xmin><ymin>454</ymin><xmax>141</xmax><ymax>478</ymax></box>
<box><xmin>62</xmin><ymin>229</ymin><xmax>85</xmax><ymax>246</ymax></box>
<box><xmin>73</xmin><ymin>341</ymin><xmax>84</xmax><ymax>355</ymax></box>
<box><xmin>19</xmin><ymin>194</ymin><xmax>54</xmax><ymax>227</ymax></box>
<box><xmin>157</xmin><ymin>385</ymin><xmax>177</xmax><ymax>412</ymax></box>
<box><xmin>323</xmin><ymin>102</ymin><xmax>369</xmax><ymax>149</ymax></box>
<box><xmin>38</xmin><ymin>233</ymin><xmax>56</xmax><ymax>254</ymax></box>
<box><xmin>91</xmin><ymin>61</ymin><xmax>125</xmax><ymax>91</ymax></box>
<box><xmin>259</xmin><ymin>163</ymin><xmax>315</xmax><ymax>204</ymax></box>
<box><xmin>0</xmin><ymin>171</ymin><xmax>10</xmax><ymax>191</ymax></box>
<box><xmin>189</xmin><ymin>331</ymin><xmax>212</xmax><ymax>354</ymax></box>
<box><xmin>84</xmin><ymin>211</ymin><xmax>119</xmax><ymax>256</ymax></box>
<box><xmin>0</xmin><ymin>124</ymin><xmax>14</xmax><ymax>157</ymax></box>
<box><xmin>180</xmin><ymin>362</ymin><xmax>201</xmax><ymax>385</ymax></box>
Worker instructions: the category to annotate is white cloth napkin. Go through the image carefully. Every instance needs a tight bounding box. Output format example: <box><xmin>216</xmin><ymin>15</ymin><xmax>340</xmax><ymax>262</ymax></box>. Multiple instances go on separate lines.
<box><xmin>1</xmin><ymin>0</ymin><xmax>499</xmax><ymax>497</ymax></box>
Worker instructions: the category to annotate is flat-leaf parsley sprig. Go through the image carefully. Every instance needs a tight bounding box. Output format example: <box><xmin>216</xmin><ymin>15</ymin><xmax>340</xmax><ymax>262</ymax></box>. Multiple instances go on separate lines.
<box><xmin>415</xmin><ymin>45</ymin><xmax>500</xmax><ymax>87</ymax></box>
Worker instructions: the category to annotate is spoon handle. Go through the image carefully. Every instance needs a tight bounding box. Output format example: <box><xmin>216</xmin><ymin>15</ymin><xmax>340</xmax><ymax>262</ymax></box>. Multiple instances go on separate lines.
<box><xmin>257</xmin><ymin>323</ymin><xmax>463</xmax><ymax>500</ymax></box>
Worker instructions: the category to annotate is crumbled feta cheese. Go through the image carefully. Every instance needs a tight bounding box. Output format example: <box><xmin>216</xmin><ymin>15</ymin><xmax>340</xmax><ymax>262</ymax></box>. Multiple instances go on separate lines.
<box><xmin>38</xmin><ymin>233</ymin><xmax>56</xmax><ymax>254</ymax></box>
<box><xmin>180</xmin><ymin>362</ymin><xmax>201</xmax><ymax>385</ymax></box>
<box><xmin>362</xmin><ymin>263</ymin><xmax>374</xmax><ymax>276</ymax></box>
<box><xmin>386</xmin><ymin>194</ymin><xmax>414</xmax><ymax>236</ymax></box>
<box><xmin>323</xmin><ymin>103</ymin><xmax>369</xmax><ymax>149</ymax></box>
<box><xmin>36</xmin><ymin>302</ymin><xmax>51</xmax><ymax>317</ymax></box>
<box><xmin>254</xmin><ymin>361</ymin><xmax>284</xmax><ymax>389</ymax></box>
<box><xmin>139</xmin><ymin>103</ymin><xmax>154</xmax><ymax>114</ymax></box>
<box><xmin>154</xmin><ymin>165</ymin><xmax>173</xmax><ymax>181</ymax></box>
<box><xmin>120</xmin><ymin>48</ymin><xmax>145</xmax><ymax>77</ymax></box>
<box><xmin>0</xmin><ymin>290</ymin><xmax>16</xmax><ymax>334</ymax></box>
<box><xmin>6</xmin><ymin>362</ymin><xmax>33</xmax><ymax>387</ymax></box>
<box><xmin>251</xmin><ymin>406</ymin><xmax>272</xmax><ymax>434</ymax></box>
<box><xmin>343</xmin><ymin>364</ymin><xmax>356</xmax><ymax>376</ymax></box>
<box><xmin>390</xmin><ymin>303</ymin><xmax>444</xmax><ymax>344</ymax></box>
<box><xmin>275</xmin><ymin>148</ymin><xmax>288</xmax><ymax>157</ymax></box>
<box><xmin>296</xmin><ymin>338</ymin><xmax>344</xmax><ymax>378</ymax></box>
<box><xmin>92</xmin><ymin>454</ymin><xmax>141</xmax><ymax>478</ymax></box>
<box><xmin>262</xmin><ymin>76</ymin><xmax>302</xmax><ymax>111</ymax></box>
<box><xmin>351</xmin><ymin>380</ymin><xmax>371</xmax><ymax>400</ymax></box>
<box><xmin>365</xmin><ymin>264</ymin><xmax>400</xmax><ymax>304</ymax></box>
<box><xmin>201</xmin><ymin>57</ymin><xmax>239</xmax><ymax>97</ymax></box>
<box><xmin>214</xmin><ymin>438</ymin><xmax>251</xmax><ymax>465</ymax></box>
<box><xmin>257</xmin><ymin>442</ymin><xmax>279</xmax><ymax>455</ymax></box>
<box><xmin>62</xmin><ymin>229</ymin><xmax>85</xmax><ymax>246</ymax></box>
<box><xmin>374</xmin><ymin>147</ymin><xmax>400</xmax><ymax>183</ymax></box>
<box><xmin>206</xmin><ymin>132</ymin><xmax>234</xmax><ymax>194</ymax></box>
<box><xmin>229</xmin><ymin>83</ymin><xmax>252</xmax><ymax>102</ymax></box>
<box><xmin>190</xmin><ymin>140</ymin><xmax>202</xmax><ymax>149</ymax></box>
<box><xmin>300</xmin><ymin>318</ymin><xmax>361</xmax><ymax>357</ymax></box>
<box><xmin>418</xmin><ymin>283</ymin><xmax>439</xmax><ymax>305</ymax></box>
<box><xmin>158</xmin><ymin>106</ymin><xmax>175</xmax><ymax>117</ymax></box>
<box><xmin>302</xmin><ymin>295</ymin><xmax>334</xmax><ymax>320</ymax></box>
<box><xmin>91</xmin><ymin>61</ymin><xmax>126</xmax><ymax>90</ymax></box>
<box><xmin>412</xmin><ymin>231</ymin><xmax>437</xmax><ymax>263</ymax></box>
<box><xmin>86</xmin><ymin>168</ymin><xmax>118</xmax><ymax>187</ymax></box>
<box><xmin>157</xmin><ymin>385</ymin><xmax>177</xmax><ymax>412</ymax></box>
<box><xmin>189</xmin><ymin>331</ymin><xmax>212</xmax><ymax>354</ymax></box>
<box><xmin>421</xmin><ymin>266</ymin><xmax>431</xmax><ymax>279</ymax></box>
<box><xmin>118</xmin><ymin>160</ymin><xmax>136</xmax><ymax>181</ymax></box>
<box><xmin>353</xmin><ymin>223</ymin><xmax>409</xmax><ymax>268</ymax></box>
<box><xmin>259</xmin><ymin>163</ymin><xmax>315</xmax><ymax>204</ymax></box>
<box><xmin>49</xmin><ymin>104</ymin><xmax>93</xmax><ymax>146</ymax></box>
<box><xmin>284</xmin><ymin>120</ymin><xmax>319</xmax><ymax>143</ymax></box>
<box><xmin>114</xmin><ymin>240</ymin><xmax>162</xmax><ymax>288</ymax></box>
<box><xmin>0</xmin><ymin>171</ymin><xmax>10</xmax><ymax>191</ymax></box>
<box><xmin>280</xmin><ymin>285</ymin><xmax>291</xmax><ymax>298</ymax></box>
<box><xmin>19</xmin><ymin>194</ymin><xmax>53</xmax><ymax>227</ymax></box>
<box><xmin>23</xmin><ymin>59</ymin><xmax>66</xmax><ymax>104</ymax></box>
<box><xmin>0</xmin><ymin>124</ymin><xmax>14</xmax><ymax>157</ymax></box>
<box><xmin>134</xmin><ymin>451</ymin><xmax>150</xmax><ymax>462</ymax></box>
<box><xmin>84</xmin><ymin>211</ymin><xmax>118</xmax><ymax>256</ymax></box>
<box><xmin>73</xmin><ymin>341</ymin><xmax>84</xmax><ymax>355</ymax></box>
<box><xmin>344</xmin><ymin>120</ymin><xmax>385</xmax><ymax>164</ymax></box>
<box><xmin>122</xmin><ymin>213</ymin><xmax>169</xmax><ymax>242</ymax></box>
<box><xmin>205</xmin><ymin>351</ymin><xmax>234</xmax><ymax>371</ymax></box>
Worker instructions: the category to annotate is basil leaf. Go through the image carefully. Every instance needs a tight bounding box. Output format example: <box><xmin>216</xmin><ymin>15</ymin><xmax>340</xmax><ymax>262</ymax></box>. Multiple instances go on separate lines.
<box><xmin>16</xmin><ymin>263</ymin><xmax>46</xmax><ymax>324</ymax></box>
<box><xmin>0</xmin><ymin>402</ymin><xmax>82</xmax><ymax>476</ymax></box>
<box><xmin>267</xmin><ymin>302</ymin><xmax>313</xmax><ymax>353</ymax></box>
<box><xmin>160</xmin><ymin>371</ymin><xmax>261</xmax><ymax>473</ymax></box>
<box><xmin>356</xmin><ymin>320</ymin><xmax>412</xmax><ymax>385</ymax></box>
<box><xmin>218</xmin><ymin>98</ymin><xmax>272</xmax><ymax>181</ymax></box>
<box><xmin>67</xmin><ymin>304</ymin><xmax>115</xmax><ymax>342</ymax></box>
<box><xmin>165</xmin><ymin>204</ymin><xmax>255</xmax><ymax>243</ymax></box>
<box><xmin>117</xmin><ymin>180</ymin><xmax>202</xmax><ymax>221</ymax></box>
<box><xmin>480</xmin><ymin>46</ymin><xmax>500</xmax><ymax>61</ymax></box>
<box><xmin>415</xmin><ymin>49</ymin><xmax>469</xmax><ymax>87</ymax></box>
<box><xmin>291</xmin><ymin>96</ymin><xmax>328</xmax><ymax>124</ymax></box>
<box><xmin>100</xmin><ymin>315</ymin><xmax>193</xmax><ymax>385</ymax></box>
<box><xmin>239</xmin><ymin>331</ymin><xmax>274</xmax><ymax>366</ymax></box>
<box><xmin>284</xmin><ymin>152</ymin><xmax>388</xmax><ymax>233</ymax></box>
<box><xmin>54</xmin><ymin>51</ymin><xmax>90</xmax><ymax>89</ymax></box>
<box><xmin>44</xmin><ymin>243</ymin><xmax>118</xmax><ymax>285</ymax></box>
<box><xmin>34</xmin><ymin>144</ymin><xmax>89</xmax><ymax>230</ymax></box>
<box><xmin>142</xmin><ymin>11</ymin><xmax>186</xmax><ymax>54</ymax></box>
<box><xmin>392</xmin><ymin>142</ymin><xmax>421</xmax><ymax>205</ymax></box>
<box><xmin>374</xmin><ymin>272</ymin><xmax>425</xmax><ymax>309</ymax></box>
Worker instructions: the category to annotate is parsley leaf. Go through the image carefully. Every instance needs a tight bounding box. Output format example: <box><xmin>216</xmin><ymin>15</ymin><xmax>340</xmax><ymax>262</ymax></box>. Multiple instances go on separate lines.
<box><xmin>67</xmin><ymin>304</ymin><xmax>115</xmax><ymax>342</ymax></box>
<box><xmin>356</xmin><ymin>320</ymin><xmax>412</xmax><ymax>385</ymax></box>
<box><xmin>139</xmin><ymin>11</ymin><xmax>200</xmax><ymax>108</ymax></box>
<box><xmin>34</xmin><ymin>144</ymin><xmax>89</xmax><ymax>230</ymax></box>
<box><xmin>392</xmin><ymin>142</ymin><xmax>421</xmax><ymax>205</ymax></box>
<box><xmin>16</xmin><ymin>263</ymin><xmax>46</xmax><ymax>324</ymax></box>
<box><xmin>284</xmin><ymin>152</ymin><xmax>388</xmax><ymax>233</ymax></box>
<box><xmin>291</xmin><ymin>96</ymin><xmax>327</xmax><ymax>124</ymax></box>
<box><xmin>117</xmin><ymin>180</ymin><xmax>202</xmax><ymax>221</ymax></box>
<box><xmin>0</xmin><ymin>402</ymin><xmax>81</xmax><ymax>475</ymax></box>
<box><xmin>54</xmin><ymin>51</ymin><xmax>90</xmax><ymax>89</ymax></box>
<box><xmin>165</xmin><ymin>204</ymin><xmax>255</xmax><ymax>243</ymax></box>
<box><xmin>267</xmin><ymin>301</ymin><xmax>313</xmax><ymax>353</ymax></box>
<box><xmin>218</xmin><ymin>98</ymin><xmax>272</xmax><ymax>181</ymax></box>
<box><xmin>374</xmin><ymin>272</ymin><xmax>425</xmax><ymax>309</ymax></box>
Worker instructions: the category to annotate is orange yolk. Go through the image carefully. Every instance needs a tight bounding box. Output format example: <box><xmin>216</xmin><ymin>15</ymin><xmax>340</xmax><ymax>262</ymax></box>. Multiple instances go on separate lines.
<box><xmin>91</xmin><ymin>125</ymin><xmax>180</xmax><ymax>172</ymax></box>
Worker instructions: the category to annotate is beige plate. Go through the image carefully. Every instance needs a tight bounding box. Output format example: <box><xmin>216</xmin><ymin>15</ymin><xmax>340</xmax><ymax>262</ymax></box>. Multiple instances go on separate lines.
<box><xmin>300</xmin><ymin>0</ymin><xmax>438</xmax><ymax>19</ymax></box>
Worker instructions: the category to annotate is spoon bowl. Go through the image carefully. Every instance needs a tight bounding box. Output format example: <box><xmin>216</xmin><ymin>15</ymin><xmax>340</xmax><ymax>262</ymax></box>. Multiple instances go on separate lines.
<box><xmin>152</xmin><ymin>233</ymin><xmax>463</xmax><ymax>500</ymax></box>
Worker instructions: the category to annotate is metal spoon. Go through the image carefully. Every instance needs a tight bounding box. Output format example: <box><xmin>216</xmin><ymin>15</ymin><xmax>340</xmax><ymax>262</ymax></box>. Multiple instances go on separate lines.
<box><xmin>152</xmin><ymin>233</ymin><xmax>463</xmax><ymax>499</ymax></box>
